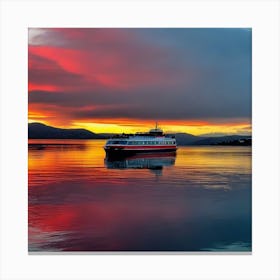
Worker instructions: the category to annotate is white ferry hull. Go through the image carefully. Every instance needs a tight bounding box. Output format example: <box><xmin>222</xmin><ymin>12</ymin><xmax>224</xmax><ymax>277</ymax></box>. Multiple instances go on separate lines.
<box><xmin>104</xmin><ymin>124</ymin><xmax>177</xmax><ymax>157</ymax></box>
<box><xmin>104</xmin><ymin>145</ymin><xmax>177</xmax><ymax>156</ymax></box>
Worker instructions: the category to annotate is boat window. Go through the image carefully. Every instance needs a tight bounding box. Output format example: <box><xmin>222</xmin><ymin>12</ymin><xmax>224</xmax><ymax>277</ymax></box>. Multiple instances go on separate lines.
<box><xmin>109</xmin><ymin>140</ymin><xmax>127</xmax><ymax>144</ymax></box>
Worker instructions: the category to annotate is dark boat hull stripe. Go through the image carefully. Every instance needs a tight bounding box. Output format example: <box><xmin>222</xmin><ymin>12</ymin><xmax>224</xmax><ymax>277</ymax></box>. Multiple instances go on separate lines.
<box><xmin>105</xmin><ymin>148</ymin><xmax>177</xmax><ymax>157</ymax></box>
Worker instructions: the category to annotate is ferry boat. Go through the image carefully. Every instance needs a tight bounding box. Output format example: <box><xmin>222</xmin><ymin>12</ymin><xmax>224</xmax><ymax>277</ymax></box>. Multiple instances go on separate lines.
<box><xmin>104</xmin><ymin>124</ymin><xmax>177</xmax><ymax>156</ymax></box>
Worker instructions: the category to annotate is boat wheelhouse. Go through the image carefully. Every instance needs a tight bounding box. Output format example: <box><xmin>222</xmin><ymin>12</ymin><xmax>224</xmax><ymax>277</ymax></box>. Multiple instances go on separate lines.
<box><xmin>104</xmin><ymin>124</ymin><xmax>177</xmax><ymax>156</ymax></box>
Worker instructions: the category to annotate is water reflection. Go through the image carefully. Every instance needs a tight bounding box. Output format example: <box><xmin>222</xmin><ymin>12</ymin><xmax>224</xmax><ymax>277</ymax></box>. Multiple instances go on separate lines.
<box><xmin>28</xmin><ymin>140</ymin><xmax>252</xmax><ymax>252</ymax></box>
<box><xmin>105</xmin><ymin>152</ymin><xmax>176</xmax><ymax>177</ymax></box>
<box><xmin>28</xmin><ymin>143</ymin><xmax>86</xmax><ymax>151</ymax></box>
<box><xmin>105</xmin><ymin>152</ymin><xmax>176</xmax><ymax>178</ymax></box>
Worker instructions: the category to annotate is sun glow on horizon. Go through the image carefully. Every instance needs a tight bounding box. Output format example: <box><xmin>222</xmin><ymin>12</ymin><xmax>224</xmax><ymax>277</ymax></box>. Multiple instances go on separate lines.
<box><xmin>28</xmin><ymin>119</ymin><xmax>252</xmax><ymax>136</ymax></box>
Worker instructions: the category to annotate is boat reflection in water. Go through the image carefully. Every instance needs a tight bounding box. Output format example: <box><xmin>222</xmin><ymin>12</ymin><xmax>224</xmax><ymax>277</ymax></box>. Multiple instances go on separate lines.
<box><xmin>104</xmin><ymin>152</ymin><xmax>176</xmax><ymax>176</ymax></box>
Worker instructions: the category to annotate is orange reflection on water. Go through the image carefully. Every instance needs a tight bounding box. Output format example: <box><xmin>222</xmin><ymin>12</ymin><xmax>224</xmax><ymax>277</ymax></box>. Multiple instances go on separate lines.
<box><xmin>28</xmin><ymin>140</ymin><xmax>252</xmax><ymax>251</ymax></box>
<box><xmin>29</xmin><ymin>140</ymin><xmax>251</xmax><ymax>189</ymax></box>
<box><xmin>28</xmin><ymin>139</ymin><xmax>174</xmax><ymax>187</ymax></box>
<box><xmin>29</xmin><ymin>140</ymin><xmax>107</xmax><ymax>186</ymax></box>
<box><xmin>175</xmin><ymin>146</ymin><xmax>251</xmax><ymax>173</ymax></box>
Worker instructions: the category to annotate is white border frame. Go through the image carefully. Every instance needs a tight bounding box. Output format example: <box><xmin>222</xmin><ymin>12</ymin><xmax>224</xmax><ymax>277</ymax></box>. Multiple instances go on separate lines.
<box><xmin>1</xmin><ymin>0</ymin><xmax>279</xmax><ymax>279</ymax></box>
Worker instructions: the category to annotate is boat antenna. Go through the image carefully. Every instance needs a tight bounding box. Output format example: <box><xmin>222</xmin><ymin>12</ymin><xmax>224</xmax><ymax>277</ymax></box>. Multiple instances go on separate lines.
<box><xmin>155</xmin><ymin>122</ymin><xmax>158</xmax><ymax>129</ymax></box>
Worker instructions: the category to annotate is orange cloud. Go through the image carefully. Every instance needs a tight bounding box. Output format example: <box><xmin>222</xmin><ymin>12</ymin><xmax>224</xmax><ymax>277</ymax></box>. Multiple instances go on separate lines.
<box><xmin>28</xmin><ymin>28</ymin><xmax>251</xmax><ymax>136</ymax></box>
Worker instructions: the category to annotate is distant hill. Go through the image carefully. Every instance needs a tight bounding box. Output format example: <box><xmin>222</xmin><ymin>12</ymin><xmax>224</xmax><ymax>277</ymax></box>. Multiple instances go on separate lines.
<box><xmin>212</xmin><ymin>138</ymin><xmax>252</xmax><ymax>146</ymax></box>
<box><xmin>169</xmin><ymin>133</ymin><xmax>204</xmax><ymax>146</ymax></box>
<box><xmin>28</xmin><ymin>123</ymin><xmax>104</xmax><ymax>139</ymax></box>
<box><xmin>193</xmin><ymin>135</ymin><xmax>251</xmax><ymax>145</ymax></box>
<box><xmin>97</xmin><ymin>133</ymin><xmax>116</xmax><ymax>139</ymax></box>
<box><xmin>170</xmin><ymin>133</ymin><xmax>251</xmax><ymax>146</ymax></box>
<box><xmin>28</xmin><ymin>122</ymin><xmax>251</xmax><ymax>145</ymax></box>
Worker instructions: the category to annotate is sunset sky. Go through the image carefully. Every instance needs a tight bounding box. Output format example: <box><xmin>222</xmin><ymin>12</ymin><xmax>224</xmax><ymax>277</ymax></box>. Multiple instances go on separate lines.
<box><xmin>28</xmin><ymin>28</ymin><xmax>252</xmax><ymax>135</ymax></box>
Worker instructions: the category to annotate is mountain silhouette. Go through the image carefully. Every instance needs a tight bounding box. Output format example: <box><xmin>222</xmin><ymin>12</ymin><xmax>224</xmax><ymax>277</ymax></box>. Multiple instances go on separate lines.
<box><xmin>28</xmin><ymin>122</ymin><xmax>251</xmax><ymax>145</ymax></box>
<box><xmin>28</xmin><ymin>123</ymin><xmax>104</xmax><ymax>139</ymax></box>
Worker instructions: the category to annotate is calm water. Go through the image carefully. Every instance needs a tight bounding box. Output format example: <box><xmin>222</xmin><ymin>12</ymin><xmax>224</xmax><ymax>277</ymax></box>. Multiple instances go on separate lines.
<box><xmin>28</xmin><ymin>139</ymin><xmax>252</xmax><ymax>252</ymax></box>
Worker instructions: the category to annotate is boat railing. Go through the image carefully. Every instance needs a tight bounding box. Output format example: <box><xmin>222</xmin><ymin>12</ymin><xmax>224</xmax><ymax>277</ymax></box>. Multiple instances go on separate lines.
<box><xmin>109</xmin><ymin>133</ymin><xmax>176</xmax><ymax>140</ymax></box>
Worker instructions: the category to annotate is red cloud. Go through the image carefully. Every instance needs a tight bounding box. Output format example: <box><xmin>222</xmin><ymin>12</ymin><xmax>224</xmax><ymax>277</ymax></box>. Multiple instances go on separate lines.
<box><xmin>29</xmin><ymin>29</ymin><xmax>191</xmax><ymax>93</ymax></box>
<box><xmin>28</xmin><ymin>28</ymin><xmax>251</xmax><ymax>128</ymax></box>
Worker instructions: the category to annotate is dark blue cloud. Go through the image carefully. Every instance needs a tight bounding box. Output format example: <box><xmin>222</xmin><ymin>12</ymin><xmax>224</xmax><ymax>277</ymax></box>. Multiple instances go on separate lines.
<box><xmin>29</xmin><ymin>28</ymin><xmax>252</xmax><ymax>122</ymax></box>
